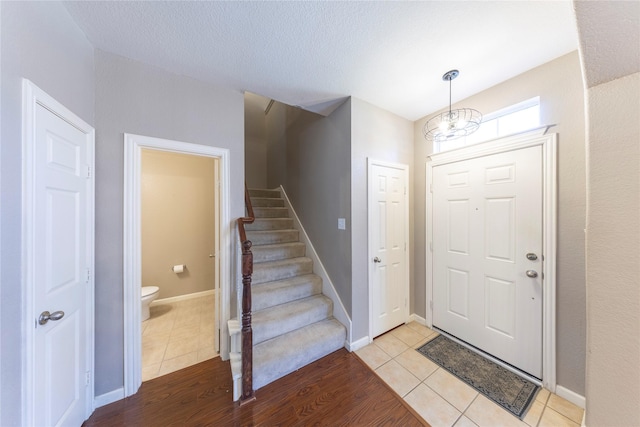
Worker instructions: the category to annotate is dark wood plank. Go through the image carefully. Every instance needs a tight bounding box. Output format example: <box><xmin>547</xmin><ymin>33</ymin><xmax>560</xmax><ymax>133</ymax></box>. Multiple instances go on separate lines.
<box><xmin>84</xmin><ymin>349</ymin><xmax>429</xmax><ymax>426</ymax></box>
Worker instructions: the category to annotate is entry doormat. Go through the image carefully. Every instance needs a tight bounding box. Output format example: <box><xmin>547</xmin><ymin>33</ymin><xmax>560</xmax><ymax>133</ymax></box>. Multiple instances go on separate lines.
<box><xmin>416</xmin><ymin>335</ymin><xmax>539</xmax><ymax>419</ymax></box>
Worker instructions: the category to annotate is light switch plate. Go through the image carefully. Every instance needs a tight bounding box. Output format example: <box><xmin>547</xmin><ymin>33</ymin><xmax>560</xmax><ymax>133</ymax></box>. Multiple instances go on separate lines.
<box><xmin>338</xmin><ymin>218</ymin><xmax>346</xmax><ymax>230</ymax></box>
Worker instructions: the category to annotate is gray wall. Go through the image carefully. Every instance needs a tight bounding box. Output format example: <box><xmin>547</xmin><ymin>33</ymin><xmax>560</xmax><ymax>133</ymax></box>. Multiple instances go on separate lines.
<box><xmin>0</xmin><ymin>2</ymin><xmax>95</xmax><ymax>425</ymax></box>
<box><xmin>244</xmin><ymin>93</ymin><xmax>268</xmax><ymax>188</ymax></box>
<box><xmin>413</xmin><ymin>51</ymin><xmax>586</xmax><ymax>395</ymax></box>
<box><xmin>351</xmin><ymin>98</ymin><xmax>414</xmax><ymax>339</ymax></box>
<box><xmin>265</xmin><ymin>100</ymin><xmax>353</xmax><ymax>315</ymax></box>
<box><xmin>94</xmin><ymin>50</ymin><xmax>244</xmax><ymax>396</ymax></box>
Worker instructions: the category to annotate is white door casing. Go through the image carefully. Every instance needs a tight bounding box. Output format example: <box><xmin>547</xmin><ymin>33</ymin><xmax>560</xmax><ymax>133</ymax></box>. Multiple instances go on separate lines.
<box><xmin>426</xmin><ymin>127</ymin><xmax>557</xmax><ymax>391</ymax></box>
<box><xmin>368</xmin><ymin>159</ymin><xmax>410</xmax><ymax>339</ymax></box>
<box><xmin>432</xmin><ymin>145</ymin><xmax>542</xmax><ymax>378</ymax></box>
<box><xmin>22</xmin><ymin>79</ymin><xmax>95</xmax><ymax>425</ymax></box>
<box><xmin>123</xmin><ymin>134</ymin><xmax>230</xmax><ymax>398</ymax></box>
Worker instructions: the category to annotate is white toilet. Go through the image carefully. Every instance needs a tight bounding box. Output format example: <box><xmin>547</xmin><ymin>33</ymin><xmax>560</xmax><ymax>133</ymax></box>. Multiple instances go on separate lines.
<box><xmin>141</xmin><ymin>286</ymin><xmax>160</xmax><ymax>321</ymax></box>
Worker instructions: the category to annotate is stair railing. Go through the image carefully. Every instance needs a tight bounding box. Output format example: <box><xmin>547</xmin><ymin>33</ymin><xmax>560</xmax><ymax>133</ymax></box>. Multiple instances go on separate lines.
<box><xmin>237</xmin><ymin>184</ymin><xmax>256</xmax><ymax>404</ymax></box>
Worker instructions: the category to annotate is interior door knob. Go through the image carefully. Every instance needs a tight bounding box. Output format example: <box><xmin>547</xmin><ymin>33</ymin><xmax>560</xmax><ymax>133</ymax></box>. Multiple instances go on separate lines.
<box><xmin>38</xmin><ymin>310</ymin><xmax>65</xmax><ymax>325</ymax></box>
<box><xmin>525</xmin><ymin>270</ymin><xmax>538</xmax><ymax>278</ymax></box>
<box><xmin>373</xmin><ymin>257</ymin><xmax>382</xmax><ymax>263</ymax></box>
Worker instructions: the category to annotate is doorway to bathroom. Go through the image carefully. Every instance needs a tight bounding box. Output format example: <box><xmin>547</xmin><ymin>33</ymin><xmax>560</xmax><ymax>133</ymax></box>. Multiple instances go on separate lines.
<box><xmin>139</xmin><ymin>148</ymin><xmax>219</xmax><ymax>381</ymax></box>
<box><xmin>123</xmin><ymin>134</ymin><xmax>231</xmax><ymax>397</ymax></box>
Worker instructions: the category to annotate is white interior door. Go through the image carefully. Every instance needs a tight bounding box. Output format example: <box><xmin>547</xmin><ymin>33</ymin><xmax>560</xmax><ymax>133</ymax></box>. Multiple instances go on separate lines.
<box><xmin>432</xmin><ymin>145</ymin><xmax>543</xmax><ymax>378</ymax></box>
<box><xmin>32</xmin><ymin>102</ymin><xmax>93</xmax><ymax>426</ymax></box>
<box><xmin>369</xmin><ymin>161</ymin><xmax>409</xmax><ymax>338</ymax></box>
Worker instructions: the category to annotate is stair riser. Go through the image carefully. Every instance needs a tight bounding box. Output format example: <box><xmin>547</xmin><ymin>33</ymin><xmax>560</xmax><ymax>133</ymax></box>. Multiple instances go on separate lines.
<box><xmin>245</xmin><ymin>218</ymin><xmax>294</xmax><ymax>231</ymax></box>
<box><xmin>249</xmin><ymin>189</ymin><xmax>281</xmax><ymax>198</ymax></box>
<box><xmin>247</xmin><ymin>230</ymin><xmax>299</xmax><ymax>245</ymax></box>
<box><xmin>252</xmin><ymin>243</ymin><xmax>306</xmax><ymax>263</ymax></box>
<box><xmin>252</xmin><ymin>259</ymin><xmax>313</xmax><ymax>284</ymax></box>
<box><xmin>252</xmin><ymin>198</ymin><xmax>285</xmax><ymax>207</ymax></box>
<box><xmin>253</xmin><ymin>277</ymin><xmax>322</xmax><ymax>311</ymax></box>
<box><xmin>253</xmin><ymin>207</ymin><xmax>289</xmax><ymax>218</ymax></box>
<box><xmin>252</xmin><ymin>297</ymin><xmax>334</xmax><ymax>345</ymax></box>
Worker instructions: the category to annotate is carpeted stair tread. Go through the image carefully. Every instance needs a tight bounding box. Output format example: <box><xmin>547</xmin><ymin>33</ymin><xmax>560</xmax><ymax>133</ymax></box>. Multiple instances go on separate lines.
<box><xmin>253</xmin><ymin>318</ymin><xmax>346</xmax><ymax>389</ymax></box>
<box><xmin>245</xmin><ymin>218</ymin><xmax>294</xmax><ymax>231</ymax></box>
<box><xmin>252</xmin><ymin>242</ymin><xmax>306</xmax><ymax>263</ymax></box>
<box><xmin>252</xmin><ymin>295</ymin><xmax>333</xmax><ymax>345</ymax></box>
<box><xmin>246</xmin><ymin>229</ymin><xmax>299</xmax><ymax>245</ymax></box>
<box><xmin>252</xmin><ymin>274</ymin><xmax>322</xmax><ymax>311</ymax></box>
<box><xmin>252</xmin><ymin>256</ymin><xmax>313</xmax><ymax>285</ymax></box>
<box><xmin>253</xmin><ymin>207</ymin><xmax>289</xmax><ymax>218</ymax></box>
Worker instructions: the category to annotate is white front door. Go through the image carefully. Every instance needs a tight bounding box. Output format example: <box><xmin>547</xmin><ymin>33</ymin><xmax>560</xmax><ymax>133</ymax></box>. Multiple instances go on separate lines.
<box><xmin>29</xmin><ymin>97</ymin><xmax>94</xmax><ymax>425</ymax></box>
<box><xmin>369</xmin><ymin>161</ymin><xmax>409</xmax><ymax>338</ymax></box>
<box><xmin>432</xmin><ymin>145</ymin><xmax>543</xmax><ymax>378</ymax></box>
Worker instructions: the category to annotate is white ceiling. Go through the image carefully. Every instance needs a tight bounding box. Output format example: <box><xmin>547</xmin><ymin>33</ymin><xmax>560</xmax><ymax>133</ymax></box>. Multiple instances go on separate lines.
<box><xmin>63</xmin><ymin>1</ymin><xmax>579</xmax><ymax>121</ymax></box>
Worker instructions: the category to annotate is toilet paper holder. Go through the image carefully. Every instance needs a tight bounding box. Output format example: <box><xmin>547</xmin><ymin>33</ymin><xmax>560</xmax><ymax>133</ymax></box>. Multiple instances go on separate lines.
<box><xmin>171</xmin><ymin>264</ymin><xmax>186</xmax><ymax>273</ymax></box>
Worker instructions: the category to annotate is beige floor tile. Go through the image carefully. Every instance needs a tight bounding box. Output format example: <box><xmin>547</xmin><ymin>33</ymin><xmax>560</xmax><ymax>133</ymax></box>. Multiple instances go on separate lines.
<box><xmin>374</xmin><ymin>360</ymin><xmax>420</xmax><ymax>397</ymax></box>
<box><xmin>395</xmin><ymin>347</ymin><xmax>439</xmax><ymax>380</ymax></box>
<box><xmin>391</xmin><ymin>325</ymin><xmax>427</xmax><ymax>346</ymax></box>
<box><xmin>405</xmin><ymin>321</ymin><xmax>433</xmax><ymax>337</ymax></box>
<box><xmin>199</xmin><ymin>331</ymin><xmax>216</xmax><ymax>349</ymax></box>
<box><xmin>546</xmin><ymin>394</ymin><xmax>584</xmax><ymax>424</ymax></box>
<box><xmin>465</xmin><ymin>395</ymin><xmax>528</xmax><ymax>427</ymax></box>
<box><xmin>142</xmin><ymin>362</ymin><xmax>161</xmax><ymax>382</ymax></box>
<box><xmin>143</xmin><ymin>319</ymin><xmax>175</xmax><ymax>336</ymax></box>
<box><xmin>454</xmin><ymin>415</ymin><xmax>478</xmax><ymax>427</ymax></box>
<box><xmin>355</xmin><ymin>343</ymin><xmax>392</xmax><ymax>369</ymax></box>
<box><xmin>538</xmin><ymin>407</ymin><xmax>580</xmax><ymax>427</ymax></box>
<box><xmin>404</xmin><ymin>383</ymin><xmax>461</xmax><ymax>427</ymax></box>
<box><xmin>165</xmin><ymin>335</ymin><xmax>200</xmax><ymax>360</ymax></box>
<box><xmin>374</xmin><ymin>333</ymin><xmax>409</xmax><ymax>357</ymax></box>
<box><xmin>425</xmin><ymin>369</ymin><xmax>478</xmax><ymax>412</ymax></box>
<box><xmin>535</xmin><ymin>387</ymin><xmax>551</xmax><ymax>404</ymax></box>
<box><xmin>142</xmin><ymin>343</ymin><xmax>167</xmax><ymax>365</ymax></box>
<box><xmin>197</xmin><ymin>346</ymin><xmax>218</xmax><ymax>362</ymax></box>
<box><xmin>522</xmin><ymin>400</ymin><xmax>545</xmax><ymax>427</ymax></box>
<box><xmin>158</xmin><ymin>352</ymin><xmax>198</xmax><ymax>376</ymax></box>
<box><xmin>170</xmin><ymin>323</ymin><xmax>200</xmax><ymax>340</ymax></box>
<box><xmin>174</xmin><ymin>314</ymin><xmax>200</xmax><ymax>328</ymax></box>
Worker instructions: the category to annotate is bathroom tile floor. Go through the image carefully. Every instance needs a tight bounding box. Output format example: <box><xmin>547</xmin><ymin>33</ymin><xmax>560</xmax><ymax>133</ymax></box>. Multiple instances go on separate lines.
<box><xmin>142</xmin><ymin>293</ymin><xmax>217</xmax><ymax>382</ymax></box>
<box><xmin>356</xmin><ymin>322</ymin><xmax>585</xmax><ymax>427</ymax></box>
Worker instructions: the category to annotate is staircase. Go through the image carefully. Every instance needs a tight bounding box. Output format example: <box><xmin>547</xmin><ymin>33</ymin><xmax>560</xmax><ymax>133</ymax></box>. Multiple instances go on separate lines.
<box><xmin>230</xmin><ymin>188</ymin><xmax>346</xmax><ymax>397</ymax></box>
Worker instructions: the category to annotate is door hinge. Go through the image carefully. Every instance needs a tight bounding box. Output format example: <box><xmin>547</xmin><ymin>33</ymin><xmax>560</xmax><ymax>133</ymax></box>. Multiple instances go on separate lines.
<box><xmin>85</xmin><ymin>371</ymin><xmax>91</xmax><ymax>386</ymax></box>
<box><xmin>85</xmin><ymin>268</ymin><xmax>91</xmax><ymax>283</ymax></box>
<box><xmin>84</xmin><ymin>165</ymin><xmax>91</xmax><ymax>179</ymax></box>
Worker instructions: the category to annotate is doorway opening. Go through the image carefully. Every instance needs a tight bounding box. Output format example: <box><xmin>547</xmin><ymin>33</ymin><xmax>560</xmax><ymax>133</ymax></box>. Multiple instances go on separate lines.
<box><xmin>123</xmin><ymin>134</ymin><xmax>231</xmax><ymax>397</ymax></box>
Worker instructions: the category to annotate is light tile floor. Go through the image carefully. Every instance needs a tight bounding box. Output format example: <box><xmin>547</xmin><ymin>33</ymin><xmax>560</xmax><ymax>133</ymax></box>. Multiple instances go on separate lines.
<box><xmin>356</xmin><ymin>323</ymin><xmax>584</xmax><ymax>427</ymax></box>
<box><xmin>141</xmin><ymin>294</ymin><xmax>217</xmax><ymax>382</ymax></box>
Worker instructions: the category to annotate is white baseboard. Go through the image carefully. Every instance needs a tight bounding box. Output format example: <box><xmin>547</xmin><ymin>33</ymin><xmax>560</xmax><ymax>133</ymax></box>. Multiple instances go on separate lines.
<box><xmin>153</xmin><ymin>289</ymin><xmax>215</xmax><ymax>305</ymax></box>
<box><xmin>409</xmin><ymin>313</ymin><xmax>427</xmax><ymax>326</ymax></box>
<box><xmin>348</xmin><ymin>336</ymin><xmax>370</xmax><ymax>352</ymax></box>
<box><xmin>555</xmin><ymin>384</ymin><xmax>586</xmax><ymax>409</ymax></box>
<box><xmin>94</xmin><ymin>387</ymin><xmax>125</xmax><ymax>408</ymax></box>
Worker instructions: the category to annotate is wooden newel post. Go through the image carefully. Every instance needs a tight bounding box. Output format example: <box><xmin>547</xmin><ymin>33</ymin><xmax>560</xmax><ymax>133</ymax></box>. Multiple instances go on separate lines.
<box><xmin>240</xmin><ymin>239</ymin><xmax>255</xmax><ymax>403</ymax></box>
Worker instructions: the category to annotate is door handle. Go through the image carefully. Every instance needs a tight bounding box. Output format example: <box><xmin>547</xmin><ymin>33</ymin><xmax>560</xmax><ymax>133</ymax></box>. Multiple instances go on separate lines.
<box><xmin>38</xmin><ymin>310</ymin><xmax>65</xmax><ymax>325</ymax></box>
<box><xmin>373</xmin><ymin>257</ymin><xmax>382</xmax><ymax>263</ymax></box>
<box><xmin>525</xmin><ymin>270</ymin><xmax>538</xmax><ymax>278</ymax></box>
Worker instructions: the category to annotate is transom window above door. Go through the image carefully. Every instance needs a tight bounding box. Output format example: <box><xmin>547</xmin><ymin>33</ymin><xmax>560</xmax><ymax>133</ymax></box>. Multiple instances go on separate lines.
<box><xmin>433</xmin><ymin>97</ymin><xmax>541</xmax><ymax>153</ymax></box>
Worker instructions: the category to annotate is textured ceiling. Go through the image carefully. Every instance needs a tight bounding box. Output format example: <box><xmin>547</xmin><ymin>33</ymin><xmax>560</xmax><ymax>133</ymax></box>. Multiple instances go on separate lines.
<box><xmin>63</xmin><ymin>1</ymin><xmax>579</xmax><ymax>120</ymax></box>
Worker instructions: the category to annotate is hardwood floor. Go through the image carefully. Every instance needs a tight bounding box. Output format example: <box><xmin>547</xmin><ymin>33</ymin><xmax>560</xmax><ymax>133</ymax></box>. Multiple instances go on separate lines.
<box><xmin>84</xmin><ymin>349</ymin><xmax>428</xmax><ymax>426</ymax></box>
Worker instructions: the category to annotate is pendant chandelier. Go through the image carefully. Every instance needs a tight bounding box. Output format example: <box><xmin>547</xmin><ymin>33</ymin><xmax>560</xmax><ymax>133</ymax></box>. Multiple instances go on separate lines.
<box><xmin>423</xmin><ymin>69</ymin><xmax>482</xmax><ymax>142</ymax></box>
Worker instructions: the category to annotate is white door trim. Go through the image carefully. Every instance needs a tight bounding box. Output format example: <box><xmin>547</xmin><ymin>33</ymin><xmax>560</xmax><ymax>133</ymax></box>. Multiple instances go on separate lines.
<box><xmin>123</xmin><ymin>134</ymin><xmax>230</xmax><ymax>397</ymax></box>
<box><xmin>22</xmin><ymin>79</ymin><xmax>96</xmax><ymax>424</ymax></box>
<box><xmin>425</xmin><ymin>127</ymin><xmax>557</xmax><ymax>390</ymax></box>
<box><xmin>367</xmin><ymin>158</ymin><xmax>410</xmax><ymax>341</ymax></box>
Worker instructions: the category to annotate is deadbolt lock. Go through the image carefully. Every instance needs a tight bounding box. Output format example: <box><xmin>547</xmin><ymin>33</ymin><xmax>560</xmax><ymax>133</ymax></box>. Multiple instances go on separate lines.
<box><xmin>526</xmin><ymin>253</ymin><xmax>538</xmax><ymax>261</ymax></box>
